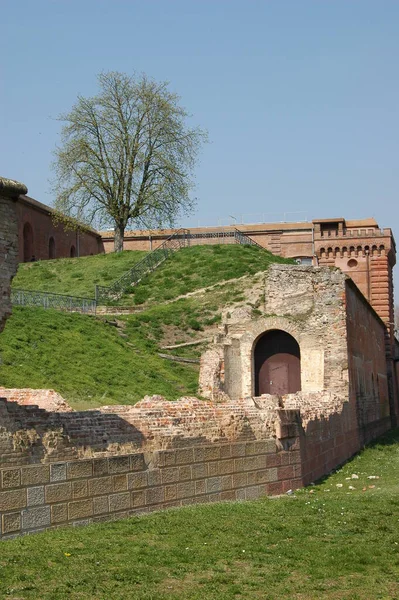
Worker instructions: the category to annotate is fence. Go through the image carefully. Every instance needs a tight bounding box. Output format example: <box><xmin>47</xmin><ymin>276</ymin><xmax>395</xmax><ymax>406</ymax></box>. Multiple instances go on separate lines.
<box><xmin>95</xmin><ymin>228</ymin><xmax>191</xmax><ymax>303</ymax></box>
<box><xmin>11</xmin><ymin>289</ymin><xmax>97</xmax><ymax>315</ymax></box>
<box><xmin>11</xmin><ymin>228</ymin><xmax>264</xmax><ymax>312</ymax></box>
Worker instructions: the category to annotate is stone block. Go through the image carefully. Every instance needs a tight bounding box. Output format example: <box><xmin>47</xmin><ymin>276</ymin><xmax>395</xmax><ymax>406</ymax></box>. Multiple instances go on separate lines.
<box><xmin>147</xmin><ymin>470</ymin><xmax>161</xmax><ymax>487</ymax></box>
<box><xmin>108</xmin><ymin>456</ymin><xmax>130</xmax><ymax>474</ymax></box>
<box><xmin>68</xmin><ymin>499</ymin><xmax>93</xmax><ymax>520</ymax></box>
<box><xmin>50</xmin><ymin>463</ymin><xmax>67</xmax><ymax>483</ymax></box>
<box><xmin>112</xmin><ymin>475</ymin><xmax>128</xmax><ymax>492</ymax></box>
<box><xmin>278</xmin><ymin>465</ymin><xmax>295</xmax><ymax>480</ymax></box>
<box><xmin>220</xmin><ymin>490</ymin><xmax>236</xmax><ymax>502</ymax></box>
<box><xmin>245</xmin><ymin>486</ymin><xmax>261</xmax><ymax>500</ymax></box>
<box><xmin>234</xmin><ymin>458</ymin><xmax>244</xmax><ymax>472</ymax></box>
<box><xmin>109</xmin><ymin>492</ymin><xmax>130</xmax><ymax>512</ymax></box>
<box><xmin>176</xmin><ymin>481</ymin><xmax>195</xmax><ymax>499</ymax></box>
<box><xmin>164</xmin><ymin>485</ymin><xmax>177</xmax><ymax>501</ymax></box>
<box><xmin>67</xmin><ymin>461</ymin><xmax>93</xmax><ymax>480</ymax></box>
<box><xmin>159</xmin><ymin>450</ymin><xmax>176</xmax><ymax>467</ymax></box>
<box><xmin>22</xmin><ymin>506</ymin><xmax>51</xmax><ymax>530</ymax></box>
<box><xmin>236</xmin><ymin>488</ymin><xmax>246</xmax><ymax>500</ymax></box>
<box><xmin>45</xmin><ymin>482</ymin><xmax>72</xmax><ymax>503</ymax></box>
<box><xmin>206</xmin><ymin>477</ymin><xmax>222</xmax><ymax>494</ymax></box>
<box><xmin>27</xmin><ymin>486</ymin><xmax>45</xmax><ymax>507</ymax></box>
<box><xmin>130</xmin><ymin>453</ymin><xmax>145</xmax><ymax>471</ymax></box>
<box><xmin>221</xmin><ymin>475</ymin><xmax>232</xmax><ymax>491</ymax></box>
<box><xmin>175</xmin><ymin>448</ymin><xmax>194</xmax><ymax>465</ymax></box>
<box><xmin>93</xmin><ymin>496</ymin><xmax>109</xmax><ymax>515</ymax></box>
<box><xmin>2</xmin><ymin>512</ymin><xmax>21</xmax><ymax>534</ymax></box>
<box><xmin>178</xmin><ymin>466</ymin><xmax>192</xmax><ymax>481</ymax></box>
<box><xmin>0</xmin><ymin>489</ymin><xmax>26</xmax><ymax>511</ymax></box>
<box><xmin>208</xmin><ymin>462</ymin><xmax>218</xmax><ymax>477</ymax></box>
<box><xmin>88</xmin><ymin>476</ymin><xmax>113</xmax><ymax>497</ymax></box>
<box><xmin>161</xmin><ymin>467</ymin><xmax>179</xmax><ymax>484</ymax></box>
<box><xmin>218</xmin><ymin>459</ymin><xmax>234</xmax><ymax>475</ymax></box>
<box><xmin>204</xmin><ymin>446</ymin><xmax>220</xmax><ymax>461</ymax></box>
<box><xmin>267</xmin><ymin>468</ymin><xmax>278</xmax><ymax>483</ymax></box>
<box><xmin>232</xmin><ymin>472</ymin><xmax>247</xmax><ymax>488</ymax></box>
<box><xmin>51</xmin><ymin>503</ymin><xmax>68</xmax><ymax>524</ymax></box>
<box><xmin>21</xmin><ymin>465</ymin><xmax>50</xmax><ymax>486</ymax></box>
<box><xmin>73</xmin><ymin>480</ymin><xmax>88</xmax><ymax>499</ymax></box>
<box><xmin>255</xmin><ymin>470</ymin><xmax>269</xmax><ymax>484</ymax></box>
<box><xmin>219</xmin><ymin>444</ymin><xmax>232</xmax><ymax>459</ymax></box>
<box><xmin>2</xmin><ymin>468</ymin><xmax>20</xmax><ymax>489</ymax></box>
<box><xmin>230</xmin><ymin>442</ymin><xmax>246</xmax><ymax>458</ymax></box>
<box><xmin>266</xmin><ymin>454</ymin><xmax>281</xmax><ymax>468</ymax></box>
<box><xmin>246</xmin><ymin>471</ymin><xmax>257</xmax><ymax>486</ymax></box>
<box><xmin>267</xmin><ymin>481</ymin><xmax>284</xmax><ymax>496</ymax></box>
<box><xmin>193</xmin><ymin>447</ymin><xmax>205</xmax><ymax>463</ymax></box>
<box><xmin>131</xmin><ymin>490</ymin><xmax>146</xmax><ymax>508</ymax></box>
<box><xmin>195</xmin><ymin>480</ymin><xmax>206</xmax><ymax>495</ymax></box>
<box><xmin>146</xmin><ymin>487</ymin><xmax>164</xmax><ymax>505</ymax></box>
<box><xmin>93</xmin><ymin>458</ymin><xmax>109</xmax><ymax>477</ymax></box>
<box><xmin>192</xmin><ymin>463</ymin><xmax>207</xmax><ymax>480</ymax></box>
<box><xmin>245</xmin><ymin>442</ymin><xmax>260</xmax><ymax>456</ymax></box>
<box><xmin>128</xmin><ymin>472</ymin><xmax>148</xmax><ymax>490</ymax></box>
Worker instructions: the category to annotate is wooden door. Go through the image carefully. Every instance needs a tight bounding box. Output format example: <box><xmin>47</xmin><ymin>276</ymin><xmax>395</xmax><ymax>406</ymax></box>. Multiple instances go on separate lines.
<box><xmin>255</xmin><ymin>330</ymin><xmax>301</xmax><ymax>396</ymax></box>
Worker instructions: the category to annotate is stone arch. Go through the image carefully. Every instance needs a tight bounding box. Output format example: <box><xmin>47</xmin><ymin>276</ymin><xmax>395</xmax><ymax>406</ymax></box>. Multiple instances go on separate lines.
<box><xmin>23</xmin><ymin>222</ymin><xmax>34</xmax><ymax>262</ymax></box>
<box><xmin>254</xmin><ymin>330</ymin><xmax>301</xmax><ymax>396</ymax></box>
<box><xmin>70</xmin><ymin>245</ymin><xmax>76</xmax><ymax>258</ymax></box>
<box><xmin>49</xmin><ymin>237</ymin><xmax>56</xmax><ymax>259</ymax></box>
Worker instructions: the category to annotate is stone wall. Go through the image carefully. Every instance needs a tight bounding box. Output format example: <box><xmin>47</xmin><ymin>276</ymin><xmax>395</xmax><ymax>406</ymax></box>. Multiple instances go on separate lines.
<box><xmin>201</xmin><ymin>265</ymin><xmax>350</xmax><ymax>401</ymax></box>
<box><xmin>0</xmin><ymin>177</ymin><xmax>24</xmax><ymax>335</ymax></box>
<box><xmin>0</xmin><ymin>437</ymin><xmax>301</xmax><ymax>539</ymax></box>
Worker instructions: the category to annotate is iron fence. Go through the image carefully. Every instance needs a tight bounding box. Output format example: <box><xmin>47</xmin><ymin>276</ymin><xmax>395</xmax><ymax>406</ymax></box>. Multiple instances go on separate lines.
<box><xmin>95</xmin><ymin>228</ymin><xmax>191</xmax><ymax>302</ymax></box>
<box><xmin>11</xmin><ymin>289</ymin><xmax>97</xmax><ymax>314</ymax></box>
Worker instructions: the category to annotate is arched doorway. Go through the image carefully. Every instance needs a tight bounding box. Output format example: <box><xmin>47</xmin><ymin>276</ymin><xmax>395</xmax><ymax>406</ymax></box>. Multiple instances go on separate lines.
<box><xmin>70</xmin><ymin>245</ymin><xmax>76</xmax><ymax>258</ymax></box>
<box><xmin>254</xmin><ymin>330</ymin><xmax>301</xmax><ymax>396</ymax></box>
<box><xmin>49</xmin><ymin>237</ymin><xmax>56</xmax><ymax>259</ymax></box>
<box><xmin>23</xmin><ymin>222</ymin><xmax>34</xmax><ymax>262</ymax></box>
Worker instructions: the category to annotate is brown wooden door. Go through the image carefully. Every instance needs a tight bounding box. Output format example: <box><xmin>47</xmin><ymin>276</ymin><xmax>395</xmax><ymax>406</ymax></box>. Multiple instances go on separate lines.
<box><xmin>255</xmin><ymin>330</ymin><xmax>301</xmax><ymax>396</ymax></box>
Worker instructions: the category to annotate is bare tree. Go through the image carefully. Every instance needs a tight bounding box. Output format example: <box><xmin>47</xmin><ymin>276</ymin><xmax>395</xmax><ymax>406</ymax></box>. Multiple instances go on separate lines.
<box><xmin>53</xmin><ymin>72</ymin><xmax>207</xmax><ymax>251</ymax></box>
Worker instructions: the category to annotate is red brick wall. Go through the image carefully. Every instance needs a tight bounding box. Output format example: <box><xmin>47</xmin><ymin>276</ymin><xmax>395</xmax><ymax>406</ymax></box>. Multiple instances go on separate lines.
<box><xmin>345</xmin><ymin>281</ymin><xmax>391</xmax><ymax>427</ymax></box>
<box><xmin>16</xmin><ymin>197</ymin><xmax>103</xmax><ymax>262</ymax></box>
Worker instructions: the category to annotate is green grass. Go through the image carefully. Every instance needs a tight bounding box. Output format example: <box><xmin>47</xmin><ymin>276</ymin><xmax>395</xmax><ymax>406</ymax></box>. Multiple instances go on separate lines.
<box><xmin>12</xmin><ymin>250</ymin><xmax>147</xmax><ymax>298</ymax></box>
<box><xmin>2</xmin><ymin>245</ymin><xmax>290</xmax><ymax>407</ymax></box>
<box><xmin>1</xmin><ymin>428</ymin><xmax>399</xmax><ymax>599</ymax></box>
<box><xmin>122</xmin><ymin>244</ymin><xmax>291</xmax><ymax>306</ymax></box>
<box><xmin>0</xmin><ymin>307</ymin><xmax>199</xmax><ymax>409</ymax></box>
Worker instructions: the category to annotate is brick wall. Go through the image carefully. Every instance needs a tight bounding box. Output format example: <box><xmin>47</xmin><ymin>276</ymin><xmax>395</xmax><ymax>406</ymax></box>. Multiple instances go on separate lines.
<box><xmin>0</xmin><ymin>437</ymin><xmax>302</xmax><ymax>539</ymax></box>
<box><xmin>0</xmin><ymin>178</ymin><xmax>22</xmax><ymax>335</ymax></box>
<box><xmin>16</xmin><ymin>196</ymin><xmax>103</xmax><ymax>262</ymax></box>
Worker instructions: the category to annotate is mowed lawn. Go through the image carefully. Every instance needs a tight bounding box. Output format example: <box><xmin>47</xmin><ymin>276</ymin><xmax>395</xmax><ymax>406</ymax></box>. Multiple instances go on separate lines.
<box><xmin>1</xmin><ymin>429</ymin><xmax>399</xmax><ymax>599</ymax></box>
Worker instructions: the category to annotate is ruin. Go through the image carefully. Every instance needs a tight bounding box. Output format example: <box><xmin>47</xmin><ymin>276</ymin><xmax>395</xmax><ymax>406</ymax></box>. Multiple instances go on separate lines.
<box><xmin>0</xmin><ymin>175</ymin><xmax>398</xmax><ymax>539</ymax></box>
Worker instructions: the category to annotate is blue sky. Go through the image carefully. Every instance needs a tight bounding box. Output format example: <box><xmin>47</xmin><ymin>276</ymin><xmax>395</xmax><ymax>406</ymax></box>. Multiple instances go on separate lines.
<box><xmin>1</xmin><ymin>1</ymin><xmax>398</xmax><ymax>252</ymax></box>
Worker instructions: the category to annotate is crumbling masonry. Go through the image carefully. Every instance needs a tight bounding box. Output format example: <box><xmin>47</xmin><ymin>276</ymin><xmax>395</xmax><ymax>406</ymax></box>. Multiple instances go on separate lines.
<box><xmin>0</xmin><ymin>175</ymin><xmax>397</xmax><ymax>539</ymax></box>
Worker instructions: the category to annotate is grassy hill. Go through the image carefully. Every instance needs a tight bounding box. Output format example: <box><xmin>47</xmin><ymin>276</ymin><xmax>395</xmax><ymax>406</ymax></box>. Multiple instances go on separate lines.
<box><xmin>1</xmin><ymin>428</ymin><xmax>399</xmax><ymax>599</ymax></box>
<box><xmin>12</xmin><ymin>250</ymin><xmax>147</xmax><ymax>298</ymax></box>
<box><xmin>2</xmin><ymin>245</ymin><xmax>292</xmax><ymax>408</ymax></box>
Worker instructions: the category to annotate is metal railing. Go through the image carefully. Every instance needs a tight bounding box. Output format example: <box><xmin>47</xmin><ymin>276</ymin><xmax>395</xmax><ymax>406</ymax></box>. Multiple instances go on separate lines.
<box><xmin>95</xmin><ymin>228</ymin><xmax>191</xmax><ymax>302</ymax></box>
<box><xmin>11</xmin><ymin>227</ymin><xmax>265</xmax><ymax>312</ymax></box>
<box><xmin>11</xmin><ymin>289</ymin><xmax>97</xmax><ymax>314</ymax></box>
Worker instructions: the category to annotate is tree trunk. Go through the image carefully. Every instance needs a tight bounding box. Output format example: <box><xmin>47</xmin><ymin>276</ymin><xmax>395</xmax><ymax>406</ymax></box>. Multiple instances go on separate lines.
<box><xmin>114</xmin><ymin>223</ymin><xmax>125</xmax><ymax>252</ymax></box>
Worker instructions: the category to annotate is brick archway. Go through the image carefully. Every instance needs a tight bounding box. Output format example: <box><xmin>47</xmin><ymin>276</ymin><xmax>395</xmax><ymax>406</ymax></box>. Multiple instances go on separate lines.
<box><xmin>23</xmin><ymin>222</ymin><xmax>34</xmax><ymax>262</ymax></box>
<box><xmin>254</xmin><ymin>330</ymin><xmax>301</xmax><ymax>396</ymax></box>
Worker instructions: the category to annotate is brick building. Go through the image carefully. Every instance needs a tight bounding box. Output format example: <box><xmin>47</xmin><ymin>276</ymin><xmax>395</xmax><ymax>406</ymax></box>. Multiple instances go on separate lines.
<box><xmin>17</xmin><ymin>194</ymin><xmax>103</xmax><ymax>263</ymax></box>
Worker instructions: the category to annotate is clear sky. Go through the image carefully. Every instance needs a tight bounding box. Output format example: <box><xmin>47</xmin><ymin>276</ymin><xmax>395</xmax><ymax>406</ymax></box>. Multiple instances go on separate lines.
<box><xmin>1</xmin><ymin>2</ymin><xmax>398</xmax><ymax>253</ymax></box>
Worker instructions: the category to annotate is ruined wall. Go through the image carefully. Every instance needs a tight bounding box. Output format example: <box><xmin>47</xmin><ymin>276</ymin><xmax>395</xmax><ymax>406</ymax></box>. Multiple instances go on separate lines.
<box><xmin>0</xmin><ymin>437</ymin><xmax>302</xmax><ymax>539</ymax></box>
<box><xmin>0</xmin><ymin>178</ymin><xmax>23</xmax><ymax>335</ymax></box>
<box><xmin>203</xmin><ymin>265</ymin><xmax>350</xmax><ymax>402</ymax></box>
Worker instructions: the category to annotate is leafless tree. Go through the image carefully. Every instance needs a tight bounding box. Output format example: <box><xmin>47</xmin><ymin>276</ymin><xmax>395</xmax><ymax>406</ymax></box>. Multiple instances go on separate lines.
<box><xmin>53</xmin><ymin>72</ymin><xmax>207</xmax><ymax>251</ymax></box>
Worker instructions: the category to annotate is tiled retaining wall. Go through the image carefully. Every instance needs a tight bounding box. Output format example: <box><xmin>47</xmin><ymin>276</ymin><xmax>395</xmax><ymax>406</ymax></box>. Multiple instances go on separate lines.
<box><xmin>0</xmin><ymin>438</ymin><xmax>301</xmax><ymax>539</ymax></box>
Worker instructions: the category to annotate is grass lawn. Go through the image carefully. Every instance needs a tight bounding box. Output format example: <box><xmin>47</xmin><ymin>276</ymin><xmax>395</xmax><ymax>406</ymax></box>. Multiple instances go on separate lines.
<box><xmin>0</xmin><ymin>307</ymin><xmax>199</xmax><ymax>409</ymax></box>
<box><xmin>12</xmin><ymin>251</ymin><xmax>147</xmax><ymax>298</ymax></box>
<box><xmin>1</xmin><ymin>428</ymin><xmax>399</xmax><ymax>599</ymax></box>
